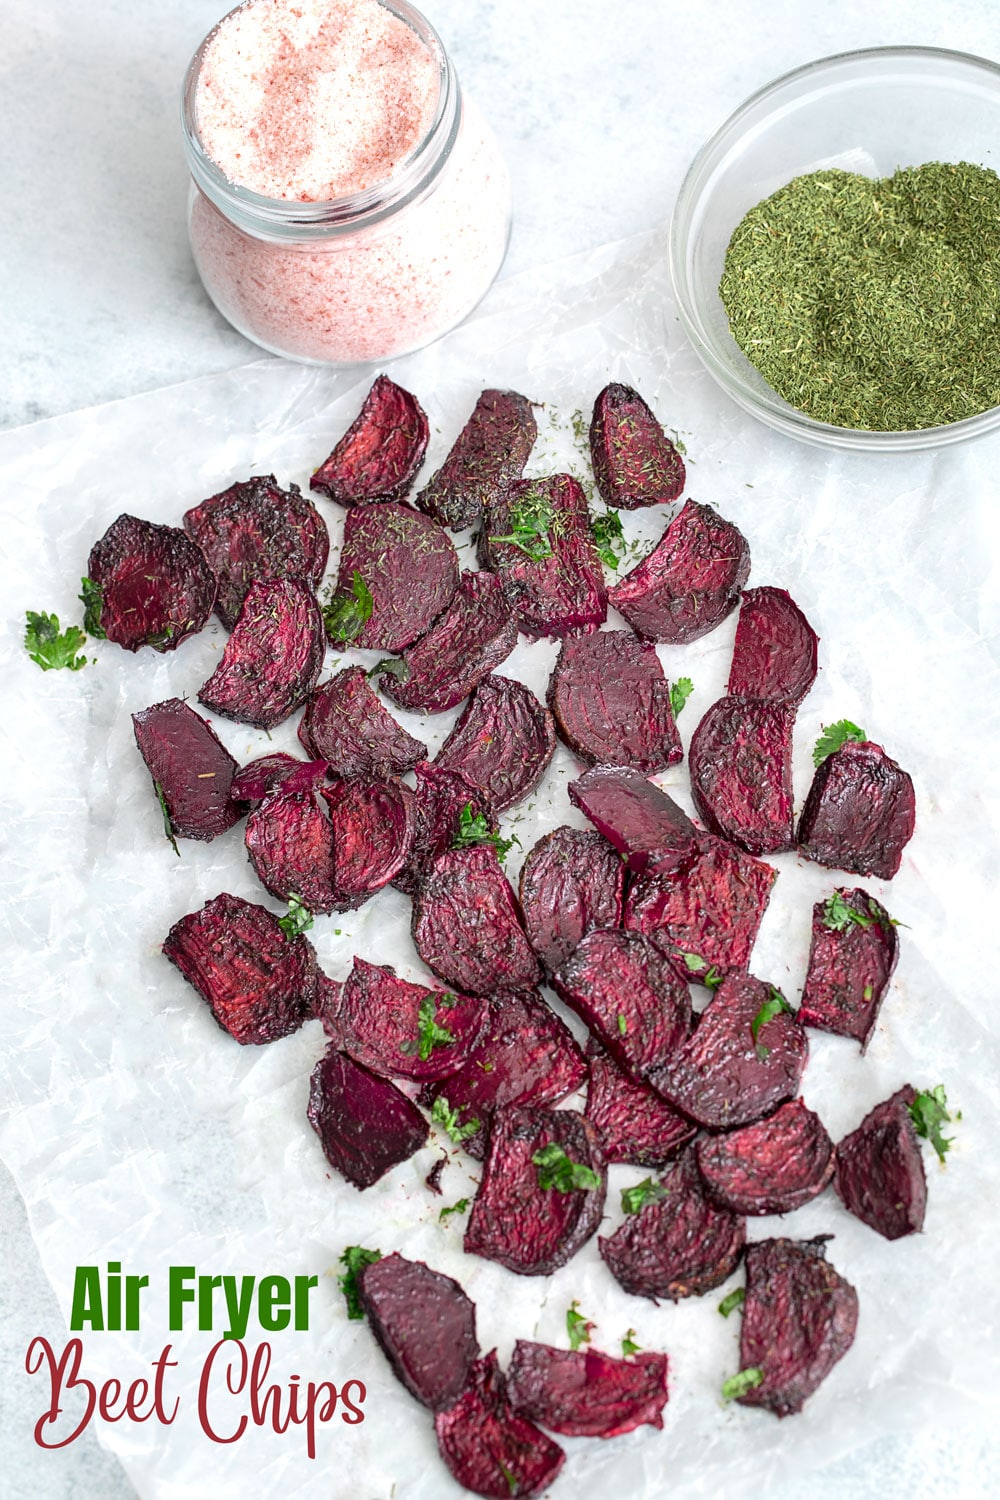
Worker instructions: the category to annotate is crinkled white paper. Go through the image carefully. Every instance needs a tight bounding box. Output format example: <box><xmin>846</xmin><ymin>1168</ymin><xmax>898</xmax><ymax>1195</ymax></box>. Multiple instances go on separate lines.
<box><xmin>2</xmin><ymin>230</ymin><xmax>1000</xmax><ymax>1500</ymax></box>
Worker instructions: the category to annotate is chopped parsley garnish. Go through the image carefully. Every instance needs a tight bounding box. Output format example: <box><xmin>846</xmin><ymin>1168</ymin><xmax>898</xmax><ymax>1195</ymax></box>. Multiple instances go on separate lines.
<box><xmin>450</xmin><ymin>802</ymin><xmax>518</xmax><ymax>862</ymax></box>
<box><xmin>670</xmin><ymin>677</ymin><xmax>694</xmax><ymax>719</ymax></box>
<box><xmin>277</xmin><ymin>892</ymin><xmax>314</xmax><ymax>939</ymax></box>
<box><xmin>532</xmin><ymin>1143</ymin><xmax>601</xmax><ymax>1194</ymax></box>
<box><xmin>402</xmin><ymin>995</ymin><xmax>456</xmax><ymax>1061</ymax></box>
<box><xmin>369</xmin><ymin>655</ymin><xmax>410</xmax><ymax>684</ymax></box>
<box><xmin>863</xmin><ymin>983</ymin><xmax>874</xmax><ymax>1001</ymax></box>
<box><xmin>617</xmin><ymin>1012</ymin><xmax>628</xmax><ymax>1036</ymax></box>
<box><xmin>621</xmin><ymin>1329</ymin><xmax>642</xmax><ymax>1357</ymax></box>
<box><xmin>78</xmin><ymin>577</ymin><xmax>106</xmax><ymax>638</ymax></box>
<box><xmin>439</xmin><ymin>1197</ymin><xmax>470</xmax><ymax>1223</ymax></box>
<box><xmin>337</xmin><ymin>1246</ymin><xmax>381</xmax><ymax>1320</ymax></box>
<box><xmin>908</xmin><ymin>1085</ymin><xmax>954</xmax><ymax>1163</ymax></box>
<box><xmin>621</xmin><ymin>1178</ymin><xmax>669</xmax><ymax>1215</ymax></box>
<box><xmin>718</xmin><ymin>1288</ymin><xmax>745</xmax><ymax>1318</ymax></box>
<box><xmin>430</xmin><ymin>1095</ymin><xmax>481</xmax><ymax>1145</ymax></box>
<box><xmin>721</xmin><ymin>1367</ymin><xmax>764</xmax><ymax>1401</ymax></box>
<box><xmin>489</xmin><ymin>486</ymin><xmax>555</xmax><ymax>561</ymax></box>
<box><xmin>24</xmin><ymin>611</ymin><xmax>90</xmax><ymax>672</ymax></box>
<box><xmin>497</xmin><ymin>1460</ymin><xmax>518</xmax><ymax>1497</ymax></box>
<box><xmin>153</xmin><ymin>782</ymin><xmax>180</xmax><ymax>857</ymax></box>
<box><xmin>813</xmin><ymin>719</ymin><xmax>867</xmax><ymax>767</ymax></box>
<box><xmin>821</xmin><ymin>890</ymin><xmax>875</xmax><ymax>932</ymax></box>
<box><xmin>750</xmin><ymin>986</ymin><xmax>793</xmax><ymax>1061</ymax></box>
<box><xmin>681</xmin><ymin>952</ymin><xmax>724</xmax><ymax>990</ymax></box>
<box><xmin>322</xmin><ymin>570</ymin><xmax>373</xmax><ymax>644</ymax></box>
<box><xmin>591</xmin><ymin>508</ymin><xmax>626</xmax><ymax>569</ymax></box>
<box><xmin>566</xmin><ymin>1300</ymin><xmax>593</xmax><ymax>1352</ymax></box>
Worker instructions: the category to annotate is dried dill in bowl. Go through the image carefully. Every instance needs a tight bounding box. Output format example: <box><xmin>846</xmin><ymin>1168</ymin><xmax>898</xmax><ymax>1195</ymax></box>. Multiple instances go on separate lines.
<box><xmin>719</xmin><ymin>161</ymin><xmax>1000</xmax><ymax>431</ymax></box>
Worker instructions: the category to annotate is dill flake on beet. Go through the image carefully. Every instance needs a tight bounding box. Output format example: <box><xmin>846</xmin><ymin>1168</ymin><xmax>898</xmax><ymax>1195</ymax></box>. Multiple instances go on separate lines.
<box><xmin>310</xmin><ymin>376</ymin><xmax>429</xmax><ymax>505</ymax></box>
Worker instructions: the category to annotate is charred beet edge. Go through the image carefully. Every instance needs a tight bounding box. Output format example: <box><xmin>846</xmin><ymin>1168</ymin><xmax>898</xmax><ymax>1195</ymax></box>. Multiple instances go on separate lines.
<box><xmin>378</xmin><ymin>571</ymin><xmax>518</xmax><ymax>715</ymax></box>
<box><xmin>358</xmin><ymin>1253</ymin><xmax>479</xmax><ymax>1412</ymax></box>
<box><xmin>198</xmin><ymin>577</ymin><xmax>325</xmax><ymax>730</ymax></box>
<box><xmin>589</xmin><ymin>382</ymin><xmax>685</xmax><ymax>510</ymax></box>
<box><xmin>435</xmin><ymin>675</ymin><xmax>556</xmax><ymax>814</ymax></box>
<box><xmin>798</xmin><ymin>740</ymin><xmax>916</xmax><ymax>880</ymax></box>
<box><xmin>245</xmin><ymin>788</ymin><xmax>342</xmax><ymax>913</ymax></box>
<box><xmin>182</xmin><ymin>474</ymin><xmax>329</xmax><ymax>631</ymax></box>
<box><xmin>689</xmin><ymin>696</ymin><xmax>796</xmax><ymax>856</ymax></box>
<box><xmin>321</xmin><ymin>775</ymin><xmax>416</xmax><ymax>905</ymax></box>
<box><xmin>231</xmin><ymin>754</ymin><xmax>328</xmax><ymax>806</ymax></box>
<box><xmin>434</xmin><ymin>1351</ymin><xmax>565</xmax><ymax>1500</ymax></box>
<box><xmin>412</xmin><ymin>845</ymin><xmax>542</xmax><ymax>997</ymax></box>
<box><xmin>334</xmin><ymin>502</ymin><xmax>459</xmax><ymax>653</ymax></box>
<box><xmin>162</xmin><ymin>892</ymin><xmax>316</xmax><ymax>1045</ymax></box>
<box><xmin>86</xmin><ymin>513</ymin><xmax>216</xmax><ymax>653</ymax></box>
<box><xmin>518</xmin><ymin>825</ymin><xmax>624</xmax><ymax>976</ymax></box>
<box><xmin>307</xmin><ymin>1046</ymin><xmax>428</xmax><ymax>1189</ymax></box>
<box><xmin>695</xmin><ymin>1099</ymin><xmax>836</xmax><ymax>1216</ymax></box>
<box><xmin>417</xmin><ymin>388</ymin><xmax>537</xmax><ymax>531</ymax></box>
<box><xmin>547</xmin><ymin>629</ymin><xmax>682</xmax><ymax>771</ymax></box>
<box><xmin>132</xmin><ymin>698</ymin><xmax>246</xmax><ymax>842</ymax></box>
<box><xmin>585</xmin><ymin>1040</ymin><xmax>697</xmax><ymax>1167</ymax></box>
<box><xmin>298</xmin><ymin>667</ymin><xmax>427</xmax><ymax>777</ymax></box>
<box><xmin>799</xmin><ymin>888</ymin><xmax>899</xmax><ymax>1048</ymax></box>
<box><xmin>608</xmin><ymin>499</ymin><xmax>750</xmax><ymax>644</ymax></box>
<box><xmin>337</xmin><ymin>957</ymin><xmax>488</xmax><ymax>1082</ymax></box>
<box><xmin>727</xmin><ymin>586</ymin><xmax>819</xmax><ymax>705</ymax></box>
<box><xmin>736</xmin><ymin>1237</ymin><xmax>859</xmax><ymax>1415</ymax></box>
<box><xmin>568</xmin><ymin>765</ymin><xmax>697</xmax><ymax>877</ymax></box>
<box><xmin>834</xmin><ymin>1085</ymin><xmax>926</xmax><ymax>1239</ymax></box>
<box><xmin>310</xmin><ymin>375</ymin><xmax>429</xmax><ymax>505</ymax></box>
<box><xmin>392</xmin><ymin>762</ymin><xmax>495</xmax><ymax>898</ymax></box>
<box><xmin>506</xmin><ymin>1339</ymin><xmax>669</xmax><ymax>1438</ymax></box>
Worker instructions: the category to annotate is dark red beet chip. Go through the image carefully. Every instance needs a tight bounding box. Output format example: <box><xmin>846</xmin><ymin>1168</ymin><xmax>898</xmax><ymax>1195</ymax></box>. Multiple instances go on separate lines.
<box><xmin>245</xmin><ymin>789</ymin><xmax>342</xmax><ymax>913</ymax></box>
<box><xmin>308</xmin><ymin>1048</ymin><xmax>428</xmax><ymax>1189</ymax></box>
<box><xmin>87</xmin><ymin>513</ymin><xmax>216</xmax><ymax>653</ymax></box>
<box><xmin>392</xmin><ymin>762</ymin><xmax>494</xmax><ymax>898</ymax></box>
<box><xmin>310</xmin><ymin>375</ymin><xmax>429</xmax><ymax>505</ymax></box>
<box><xmin>568</xmin><ymin>765</ymin><xmax>697</xmax><ymax>877</ymax></box>
<box><xmin>608</xmin><ymin>499</ymin><xmax>750</xmax><ymax>644</ymax></box>
<box><xmin>231</xmin><ymin>754</ymin><xmax>329</xmax><ymax>806</ymax></box>
<box><xmin>434</xmin><ymin>1351</ymin><xmax>565</xmax><ymax>1500</ymax></box>
<box><xmin>518</xmin><ymin>826</ymin><xmax>624</xmax><ymax>976</ymax></box>
<box><xmin>358</xmin><ymin>1253</ymin><xmax>478</xmax><ymax>1412</ymax></box>
<box><xmin>162</xmin><ymin>892</ymin><xmax>315</xmax><ymax>1045</ymax></box>
<box><xmin>737</xmin><ymin>1237</ymin><xmax>859</xmax><ymax>1415</ymax></box>
<box><xmin>417</xmin><ymin>388</ymin><xmax>537</xmax><ymax>531</ymax></box>
<box><xmin>298</xmin><ymin>667</ymin><xmax>427</xmax><ymax>777</ymax></box>
<box><xmin>799</xmin><ymin>888</ymin><xmax>899</xmax><ymax>1048</ymax></box>
<box><xmin>695</xmin><ymin>1099</ymin><xmax>836</xmax><ymax>1216</ymax></box>
<box><xmin>599</xmin><ymin>1148</ymin><xmax>745</xmax><ymax>1301</ymax></box>
<box><xmin>798</xmin><ymin>740</ymin><xmax>916</xmax><ymax>881</ymax></box>
<box><xmin>337</xmin><ymin>957</ymin><xmax>488</xmax><ymax>1082</ymax></box>
<box><xmin>132</xmin><ymin>698</ymin><xmax>245</xmax><ymax>842</ymax></box>
<box><xmin>465</xmin><ymin>1106</ymin><xmax>606</xmax><ymax>1276</ymax></box>
<box><xmin>589</xmin><ymin>383</ymin><xmax>685</xmax><ymax>510</ymax></box>
<box><xmin>506</xmin><ymin>1339</ymin><xmax>669</xmax><ymax>1438</ymax></box>
<box><xmin>727</xmin><ymin>586</ymin><xmax>819</xmax><ymax>705</ymax></box>
<box><xmin>689</xmin><ymin>696</ymin><xmax>796</xmax><ymax>856</ymax></box>
<box><xmin>650</xmin><ymin>973</ymin><xmax>808</xmax><ymax>1130</ymax></box>
<box><xmin>182</xmin><ymin>474</ymin><xmax>329</xmax><ymax>631</ymax></box>
<box><xmin>412</xmin><ymin>845</ymin><xmax>542</xmax><ymax>997</ymax></box>
<box><xmin>321</xmin><ymin>775</ymin><xmax>416</xmax><ymax>904</ymax></box>
<box><xmin>547</xmin><ymin>629</ymin><xmax>682</xmax><ymax>771</ymax></box>
<box><xmin>834</xmin><ymin>1086</ymin><xmax>926</xmax><ymax>1239</ymax></box>
<box><xmin>585</xmin><ymin>1040</ymin><xmax>696</xmax><ymax>1168</ymax></box>
<box><xmin>198</xmin><ymin>578</ymin><xmax>325</xmax><ymax>730</ymax></box>
<box><xmin>313</xmin><ymin>973</ymin><xmax>345</xmax><ymax>1036</ymax></box>
<box><xmin>435</xmin><ymin>675</ymin><xmax>556</xmax><ymax>814</ymax></box>
<box><xmin>335</xmin><ymin>502</ymin><xmax>459</xmax><ymax>653</ymax></box>
<box><xmin>378</xmin><ymin>571</ymin><xmax>518</xmax><ymax>715</ymax></box>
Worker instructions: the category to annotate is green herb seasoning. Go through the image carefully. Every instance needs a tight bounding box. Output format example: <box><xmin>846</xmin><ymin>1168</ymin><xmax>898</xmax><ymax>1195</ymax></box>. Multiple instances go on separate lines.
<box><xmin>720</xmin><ymin>162</ymin><xmax>1000</xmax><ymax>431</ymax></box>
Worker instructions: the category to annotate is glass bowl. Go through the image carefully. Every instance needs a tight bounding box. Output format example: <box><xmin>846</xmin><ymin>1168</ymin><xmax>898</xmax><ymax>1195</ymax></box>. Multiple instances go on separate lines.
<box><xmin>669</xmin><ymin>46</ymin><xmax>1000</xmax><ymax>452</ymax></box>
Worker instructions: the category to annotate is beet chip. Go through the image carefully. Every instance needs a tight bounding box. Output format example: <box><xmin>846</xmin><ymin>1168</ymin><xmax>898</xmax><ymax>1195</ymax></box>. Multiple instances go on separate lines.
<box><xmin>568</xmin><ymin>765</ymin><xmax>697</xmax><ymax>877</ymax></box>
<box><xmin>298</xmin><ymin>667</ymin><xmax>426</xmax><ymax>777</ymax></box>
<box><xmin>727</xmin><ymin>586</ymin><xmax>819</xmax><ymax>705</ymax></box>
<box><xmin>547</xmin><ymin>629</ymin><xmax>682</xmax><ymax>772</ymax></box>
<box><xmin>435</xmin><ymin>675</ymin><xmax>556</xmax><ymax>814</ymax></box>
<box><xmin>358</xmin><ymin>1253</ymin><xmax>478</xmax><ymax>1411</ymax></box>
<box><xmin>609</xmin><ymin>499</ymin><xmax>750</xmax><ymax>644</ymax></box>
<box><xmin>334</xmin><ymin>502</ymin><xmax>459</xmax><ymax>653</ymax></box>
<box><xmin>465</xmin><ymin>1106</ymin><xmax>606</xmax><ymax>1276</ymax></box>
<box><xmin>307</xmin><ymin>1047</ymin><xmax>428</xmax><ymax>1189</ymax></box>
<box><xmin>132</xmin><ymin>698</ymin><xmax>245</xmax><ymax>842</ymax></box>
<box><xmin>198</xmin><ymin>578</ymin><xmax>325</xmax><ymax>730</ymax></box>
<box><xmin>689</xmin><ymin>696</ymin><xmax>796</xmax><ymax>856</ymax></box>
<box><xmin>798</xmin><ymin>740</ymin><xmax>916</xmax><ymax>880</ymax></box>
<box><xmin>417</xmin><ymin>388</ymin><xmax>537</xmax><ymax>531</ymax></box>
<box><xmin>310</xmin><ymin>375</ymin><xmax>428</xmax><ymax>505</ymax></box>
<box><xmin>585</xmin><ymin>1040</ymin><xmax>697</xmax><ymax>1167</ymax></box>
<box><xmin>434</xmin><ymin>1351</ymin><xmax>565</xmax><ymax>1500</ymax></box>
<box><xmin>736</xmin><ymin>1237</ymin><xmax>859</xmax><ymax>1415</ymax></box>
<box><xmin>695</xmin><ymin>1099</ymin><xmax>835</xmax><ymax>1216</ymax></box>
<box><xmin>338</xmin><ymin>957</ymin><xmax>488</xmax><ymax>1082</ymax></box>
<box><xmin>412</xmin><ymin>846</ymin><xmax>542</xmax><ymax>997</ymax></box>
<box><xmin>589</xmin><ymin>383</ymin><xmax>685</xmax><ymax>510</ymax></box>
<box><xmin>321</xmin><ymin>775</ymin><xmax>416</xmax><ymax>905</ymax></box>
<box><xmin>799</xmin><ymin>888</ymin><xmax>899</xmax><ymax>1048</ymax></box>
<box><xmin>506</xmin><ymin>1339</ymin><xmax>669</xmax><ymax>1437</ymax></box>
<box><xmin>378</xmin><ymin>571</ymin><xmax>518</xmax><ymax>715</ymax></box>
<box><xmin>162</xmin><ymin>892</ymin><xmax>316</xmax><ymax>1045</ymax></box>
<box><xmin>87</xmin><ymin>513</ymin><xmax>216</xmax><ymax>653</ymax></box>
<box><xmin>834</xmin><ymin>1086</ymin><xmax>926</xmax><ymax>1239</ymax></box>
<box><xmin>392</xmin><ymin>762</ymin><xmax>494</xmax><ymax>898</ymax></box>
<box><xmin>182</xmin><ymin>474</ymin><xmax>329</xmax><ymax>631</ymax></box>
<box><xmin>599</xmin><ymin>1148</ymin><xmax>745</xmax><ymax>1301</ymax></box>
<box><xmin>245</xmin><ymin>789</ymin><xmax>342</xmax><ymax>913</ymax></box>
<box><xmin>518</xmin><ymin>826</ymin><xmax>624</xmax><ymax>976</ymax></box>
<box><xmin>231</xmin><ymin>754</ymin><xmax>328</xmax><ymax>806</ymax></box>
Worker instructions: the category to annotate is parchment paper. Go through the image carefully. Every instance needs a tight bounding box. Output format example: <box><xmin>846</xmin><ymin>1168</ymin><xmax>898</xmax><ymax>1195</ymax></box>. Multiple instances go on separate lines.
<box><xmin>2</xmin><ymin>228</ymin><xmax>1000</xmax><ymax>1499</ymax></box>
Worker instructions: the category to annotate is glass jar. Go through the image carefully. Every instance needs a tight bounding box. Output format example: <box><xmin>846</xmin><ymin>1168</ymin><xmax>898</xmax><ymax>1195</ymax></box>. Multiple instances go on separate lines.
<box><xmin>180</xmin><ymin>0</ymin><xmax>512</xmax><ymax>365</ymax></box>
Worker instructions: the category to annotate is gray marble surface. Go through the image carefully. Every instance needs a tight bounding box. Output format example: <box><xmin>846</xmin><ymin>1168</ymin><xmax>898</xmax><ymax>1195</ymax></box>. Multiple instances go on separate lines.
<box><xmin>3</xmin><ymin>1</ymin><xmax>1000</xmax><ymax>1495</ymax></box>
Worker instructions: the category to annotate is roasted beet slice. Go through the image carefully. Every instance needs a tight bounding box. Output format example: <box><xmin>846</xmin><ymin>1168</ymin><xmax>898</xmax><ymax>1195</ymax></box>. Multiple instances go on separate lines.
<box><xmin>337</xmin><ymin>957</ymin><xmax>488</xmax><ymax>1082</ymax></box>
<box><xmin>736</xmin><ymin>1237</ymin><xmax>859</xmax><ymax>1415</ymax></box>
<box><xmin>392</xmin><ymin>762</ymin><xmax>494</xmax><ymax>898</ymax></box>
<box><xmin>727</xmin><ymin>586</ymin><xmax>819</xmax><ymax>705</ymax></box>
<box><xmin>568</xmin><ymin>765</ymin><xmax>697</xmax><ymax>877</ymax></box>
<box><xmin>298</xmin><ymin>667</ymin><xmax>426</xmax><ymax>777</ymax></box>
<box><xmin>435</xmin><ymin>675</ymin><xmax>556</xmax><ymax>814</ymax></box>
<box><xmin>307</xmin><ymin>1047</ymin><xmax>428</xmax><ymax>1189</ymax></box>
<box><xmin>798</xmin><ymin>740</ymin><xmax>916</xmax><ymax>880</ymax></box>
<box><xmin>834</xmin><ymin>1086</ymin><xmax>926</xmax><ymax>1239</ymax></box>
<box><xmin>609</xmin><ymin>499</ymin><xmax>750</xmax><ymax>644</ymax></box>
<box><xmin>378</xmin><ymin>571</ymin><xmax>518</xmax><ymax>714</ymax></box>
<box><xmin>310</xmin><ymin>375</ymin><xmax>428</xmax><ymax>505</ymax></box>
<box><xmin>358</xmin><ymin>1253</ymin><xmax>478</xmax><ymax>1411</ymax></box>
<box><xmin>314</xmin><ymin>973</ymin><xmax>345</xmax><ymax>1035</ymax></box>
<box><xmin>695</xmin><ymin>1099</ymin><xmax>835</xmax><ymax>1216</ymax></box>
<box><xmin>599</xmin><ymin>1148</ymin><xmax>746</xmax><ymax>1301</ymax></box>
<box><xmin>162</xmin><ymin>892</ymin><xmax>316</xmax><ymax>1044</ymax></box>
<box><xmin>650</xmin><ymin>973</ymin><xmax>808</xmax><ymax>1130</ymax></box>
<box><xmin>231</xmin><ymin>753</ymin><xmax>328</xmax><ymax>805</ymax></box>
<box><xmin>86</xmin><ymin>513</ymin><xmax>215</xmax><ymax>652</ymax></box>
<box><xmin>434</xmin><ymin>1351</ymin><xmax>565</xmax><ymax>1500</ymax></box>
<box><xmin>417</xmin><ymin>389</ymin><xmax>537</xmax><ymax>531</ymax></box>
<box><xmin>321</xmin><ymin>775</ymin><xmax>415</xmax><ymax>904</ymax></box>
<box><xmin>689</xmin><ymin>696</ymin><xmax>796</xmax><ymax>856</ymax></box>
<box><xmin>507</xmin><ymin>1340</ymin><xmax>669</xmax><ymax>1438</ymax></box>
<box><xmin>132</xmin><ymin>698</ymin><xmax>245</xmax><ymax>842</ymax></box>
<box><xmin>624</xmin><ymin>835</ymin><xmax>777</xmax><ymax>986</ymax></box>
<box><xmin>799</xmin><ymin>888</ymin><xmax>899</xmax><ymax>1048</ymax></box>
<box><xmin>547</xmin><ymin>629</ymin><xmax>682</xmax><ymax>771</ymax></box>
<box><xmin>465</xmin><ymin>1106</ymin><xmax>606</xmax><ymax>1276</ymax></box>
<box><xmin>518</xmin><ymin>826</ymin><xmax>624</xmax><ymax>976</ymax></box>
<box><xmin>553</xmin><ymin>929</ymin><xmax>691</xmax><ymax>1079</ymax></box>
<box><xmin>481</xmin><ymin>473</ymin><xmax>607</xmax><ymax>638</ymax></box>
<box><xmin>589</xmin><ymin>383</ymin><xmax>685</xmax><ymax>510</ymax></box>
<box><xmin>182</xmin><ymin>474</ymin><xmax>329</xmax><ymax>631</ymax></box>
<box><xmin>412</xmin><ymin>846</ymin><xmax>542</xmax><ymax>996</ymax></box>
<box><xmin>245</xmin><ymin>789</ymin><xmax>342</xmax><ymax>913</ymax></box>
<box><xmin>334</xmin><ymin>502</ymin><xmax>458</xmax><ymax>653</ymax></box>
<box><xmin>585</xmin><ymin>1040</ymin><xmax>696</xmax><ymax>1168</ymax></box>
<box><xmin>198</xmin><ymin>578</ymin><xmax>325</xmax><ymax>730</ymax></box>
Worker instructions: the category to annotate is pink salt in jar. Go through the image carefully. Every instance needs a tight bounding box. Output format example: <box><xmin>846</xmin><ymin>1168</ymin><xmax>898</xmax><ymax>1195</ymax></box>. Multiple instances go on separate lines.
<box><xmin>181</xmin><ymin>0</ymin><xmax>512</xmax><ymax>364</ymax></box>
